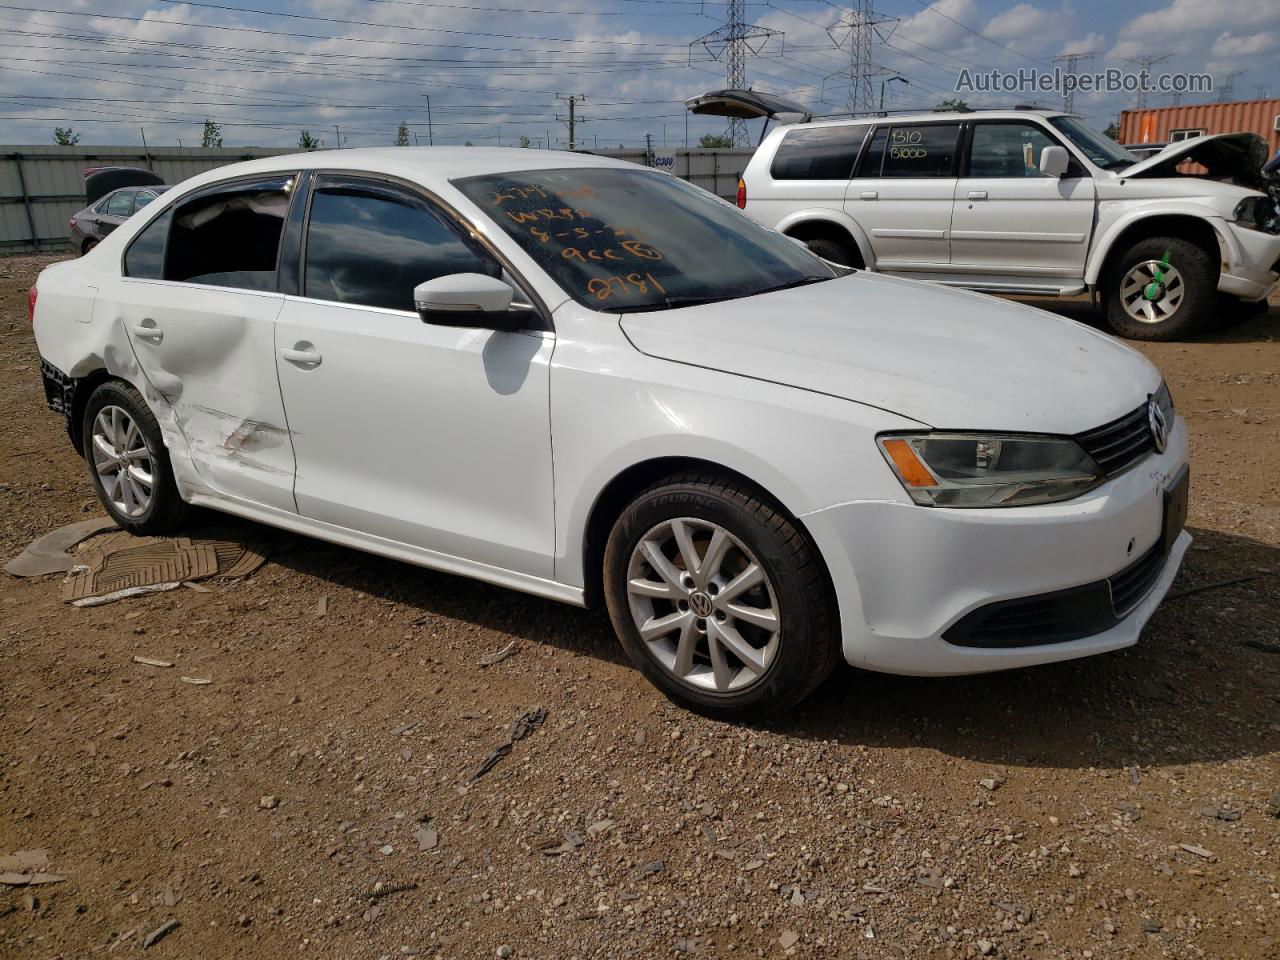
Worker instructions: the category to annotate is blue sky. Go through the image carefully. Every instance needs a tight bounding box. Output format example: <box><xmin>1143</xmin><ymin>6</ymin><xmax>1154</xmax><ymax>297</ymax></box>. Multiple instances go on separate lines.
<box><xmin>0</xmin><ymin>0</ymin><xmax>1275</xmax><ymax>149</ymax></box>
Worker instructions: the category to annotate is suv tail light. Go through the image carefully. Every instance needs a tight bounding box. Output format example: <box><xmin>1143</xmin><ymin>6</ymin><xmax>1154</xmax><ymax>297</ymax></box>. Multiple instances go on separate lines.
<box><xmin>27</xmin><ymin>285</ymin><xmax>38</xmax><ymax>327</ymax></box>
<box><xmin>69</xmin><ymin>217</ymin><xmax>77</xmax><ymax>228</ymax></box>
<box><xmin>736</xmin><ymin>178</ymin><xmax>746</xmax><ymax>209</ymax></box>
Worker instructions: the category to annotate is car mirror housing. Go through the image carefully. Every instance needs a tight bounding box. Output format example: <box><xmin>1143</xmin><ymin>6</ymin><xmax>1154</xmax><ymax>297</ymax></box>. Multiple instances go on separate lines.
<box><xmin>413</xmin><ymin>273</ymin><xmax>529</xmax><ymax>331</ymax></box>
<box><xmin>1040</xmin><ymin>145</ymin><xmax>1069</xmax><ymax>178</ymax></box>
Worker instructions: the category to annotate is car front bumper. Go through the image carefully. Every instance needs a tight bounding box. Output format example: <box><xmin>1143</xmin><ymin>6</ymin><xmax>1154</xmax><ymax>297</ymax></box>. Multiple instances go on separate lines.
<box><xmin>802</xmin><ymin>415</ymin><xmax>1191</xmax><ymax>675</ymax></box>
<box><xmin>1218</xmin><ymin>220</ymin><xmax>1280</xmax><ymax>302</ymax></box>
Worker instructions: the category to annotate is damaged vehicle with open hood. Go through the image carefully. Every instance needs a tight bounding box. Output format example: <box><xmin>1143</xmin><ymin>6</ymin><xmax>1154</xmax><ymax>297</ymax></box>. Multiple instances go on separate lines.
<box><xmin>716</xmin><ymin>92</ymin><xmax>1280</xmax><ymax>340</ymax></box>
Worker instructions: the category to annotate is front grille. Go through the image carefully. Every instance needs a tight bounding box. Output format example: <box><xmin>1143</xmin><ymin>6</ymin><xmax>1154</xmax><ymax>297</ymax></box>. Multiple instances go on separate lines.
<box><xmin>945</xmin><ymin>542</ymin><xmax>1169</xmax><ymax>648</ymax></box>
<box><xmin>1108</xmin><ymin>543</ymin><xmax>1165</xmax><ymax>615</ymax></box>
<box><xmin>1075</xmin><ymin>404</ymin><xmax>1154</xmax><ymax>476</ymax></box>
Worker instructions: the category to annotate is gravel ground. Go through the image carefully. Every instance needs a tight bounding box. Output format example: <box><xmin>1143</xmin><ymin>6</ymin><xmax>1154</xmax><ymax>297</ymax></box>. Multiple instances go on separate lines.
<box><xmin>1</xmin><ymin>253</ymin><xmax>1277</xmax><ymax>960</ymax></box>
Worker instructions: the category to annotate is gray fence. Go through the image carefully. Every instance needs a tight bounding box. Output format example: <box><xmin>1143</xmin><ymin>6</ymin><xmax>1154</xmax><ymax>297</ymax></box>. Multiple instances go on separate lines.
<box><xmin>1</xmin><ymin>145</ymin><xmax>756</xmax><ymax>255</ymax></box>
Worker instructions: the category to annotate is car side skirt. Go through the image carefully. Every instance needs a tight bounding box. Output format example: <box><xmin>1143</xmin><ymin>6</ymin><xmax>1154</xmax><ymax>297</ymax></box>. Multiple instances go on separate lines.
<box><xmin>186</xmin><ymin>491</ymin><xmax>588</xmax><ymax>609</ymax></box>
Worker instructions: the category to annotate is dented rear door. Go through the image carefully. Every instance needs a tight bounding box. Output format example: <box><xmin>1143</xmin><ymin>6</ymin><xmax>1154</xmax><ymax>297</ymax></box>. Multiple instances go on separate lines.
<box><xmin>117</xmin><ymin>280</ymin><xmax>295</xmax><ymax>511</ymax></box>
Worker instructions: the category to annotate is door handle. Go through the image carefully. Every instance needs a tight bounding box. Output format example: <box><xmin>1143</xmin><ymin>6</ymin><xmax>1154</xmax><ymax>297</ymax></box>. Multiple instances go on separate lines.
<box><xmin>859</xmin><ymin>190</ymin><xmax>878</xmax><ymax>200</ymax></box>
<box><xmin>280</xmin><ymin>345</ymin><xmax>322</xmax><ymax>367</ymax></box>
<box><xmin>967</xmin><ymin>190</ymin><xmax>988</xmax><ymax>200</ymax></box>
<box><xmin>130</xmin><ymin>320</ymin><xmax>163</xmax><ymax>342</ymax></box>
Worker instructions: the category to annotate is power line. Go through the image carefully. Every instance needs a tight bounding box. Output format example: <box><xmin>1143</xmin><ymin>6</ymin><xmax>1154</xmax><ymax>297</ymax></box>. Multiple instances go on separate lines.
<box><xmin>1217</xmin><ymin>70</ymin><xmax>1243</xmax><ymax>103</ymax></box>
<box><xmin>555</xmin><ymin>93</ymin><xmax>586</xmax><ymax>150</ymax></box>
<box><xmin>1125</xmin><ymin>53</ymin><xmax>1171</xmax><ymax>112</ymax></box>
<box><xmin>826</xmin><ymin>1</ymin><xmax>898</xmax><ymax>113</ymax></box>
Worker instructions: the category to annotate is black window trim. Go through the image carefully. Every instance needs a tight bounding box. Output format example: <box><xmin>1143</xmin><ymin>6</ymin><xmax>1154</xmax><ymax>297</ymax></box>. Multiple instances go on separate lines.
<box><xmin>959</xmin><ymin>118</ymin><xmax>1092</xmax><ymax>180</ymax></box>
<box><xmin>289</xmin><ymin>169</ymin><xmax>552</xmax><ymax>332</ymax></box>
<box><xmin>120</xmin><ymin>170</ymin><xmax>304</xmax><ymax>290</ymax></box>
<box><xmin>768</xmin><ymin>122</ymin><xmax>872</xmax><ymax>181</ymax></box>
<box><xmin>856</xmin><ymin>119</ymin><xmax>965</xmax><ymax>179</ymax></box>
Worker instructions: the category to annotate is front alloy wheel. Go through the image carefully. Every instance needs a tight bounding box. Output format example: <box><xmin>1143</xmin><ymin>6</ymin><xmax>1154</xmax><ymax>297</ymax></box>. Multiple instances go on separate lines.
<box><xmin>626</xmin><ymin>517</ymin><xmax>781</xmax><ymax>694</ymax></box>
<box><xmin>603</xmin><ymin>473</ymin><xmax>839</xmax><ymax>719</ymax></box>
<box><xmin>1120</xmin><ymin>260</ymin><xmax>1185</xmax><ymax>326</ymax></box>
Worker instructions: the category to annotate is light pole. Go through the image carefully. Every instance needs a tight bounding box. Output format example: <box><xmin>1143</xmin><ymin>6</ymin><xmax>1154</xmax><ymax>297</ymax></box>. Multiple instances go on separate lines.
<box><xmin>879</xmin><ymin>75</ymin><xmax>908</xmax><ymax>112</ymax></box>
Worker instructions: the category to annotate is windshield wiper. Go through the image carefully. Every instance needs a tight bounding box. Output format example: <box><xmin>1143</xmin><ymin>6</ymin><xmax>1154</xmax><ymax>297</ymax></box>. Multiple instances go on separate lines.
<box><xmin>753</xmin><ymin>275</ymin><xmax>833</xmax><ymax>295</ymax></box>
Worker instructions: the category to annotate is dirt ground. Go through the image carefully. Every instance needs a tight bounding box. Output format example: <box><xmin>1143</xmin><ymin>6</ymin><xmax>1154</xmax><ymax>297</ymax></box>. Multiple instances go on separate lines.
<box><xmin>1</xmin><ymin>253</ymin><xmax>1277</xmax><ymax>960</ymax></box>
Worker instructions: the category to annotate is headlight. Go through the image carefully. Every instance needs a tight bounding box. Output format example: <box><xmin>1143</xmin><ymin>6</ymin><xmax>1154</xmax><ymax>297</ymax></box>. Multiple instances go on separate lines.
<box><xmin>1232</xmin><ymin>196</ymin><xmax>1278</xmax><ymax>234</ymax></box>
<box><xmin>878</xmin><ymin>433</ymin><xmax>1102</xmax><ymax>508</ymax></box>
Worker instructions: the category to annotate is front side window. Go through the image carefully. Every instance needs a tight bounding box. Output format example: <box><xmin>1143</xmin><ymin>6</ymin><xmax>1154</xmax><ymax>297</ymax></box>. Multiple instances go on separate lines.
<box><xmin>106</xmin><ymin>190</ymin><xmax>134</xmax><ymax>217</ymax></box>
<box><xmin>303</xmin><ymin>181</ymin><xmax>498</xmax><ymax>312</ymax></box>
<box><xmin>454</xmin><ymin>167</ymin><xmax>837</xmax><ymax>313</ymax></box>
<box><xmin>165</xmin><ymin>177</ymin><xmax>292</xmax><ymax>291</ymax></box>
<box><xmin>880</xmin><ymin>124</ymin><xmax>961</xmax><ymax>178</ymax></box>
<box><xmin>770</xmin><ymin>125</ymin><xmax>868</xmax><ymax>180</ymax></box>
<box><xmin>968</xmin><ymin>123</ymin><xmax>1057</xmax><ymax>177</ymax></box>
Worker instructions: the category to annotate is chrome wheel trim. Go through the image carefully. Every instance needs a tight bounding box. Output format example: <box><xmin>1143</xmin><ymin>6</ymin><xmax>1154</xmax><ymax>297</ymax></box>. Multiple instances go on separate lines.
<box><xmin>1120</xmin><ymin>260</ymin><xmax>1185</xmax><ymax>325</ymax></box>
<box><xmin>90</xmin><ymin>405</ymin><xmax>154</xmax><ymax>519</ymax></box>
<box><xmin>625</xmin><ymin>517</ymin><xmax>781</xmax><ymax>694</ymax></box>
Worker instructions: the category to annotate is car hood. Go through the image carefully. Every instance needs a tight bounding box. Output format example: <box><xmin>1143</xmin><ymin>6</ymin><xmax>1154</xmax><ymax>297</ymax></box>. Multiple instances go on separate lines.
<box><xmin>1120</xmin><ymin>132</ymin><xmax>1268</xmax><ymax>190</ymax></box>
<box><xmin>619</xmin><ymin>272</ymin><xmax>1159</xmax><ymax>433</ymax></box>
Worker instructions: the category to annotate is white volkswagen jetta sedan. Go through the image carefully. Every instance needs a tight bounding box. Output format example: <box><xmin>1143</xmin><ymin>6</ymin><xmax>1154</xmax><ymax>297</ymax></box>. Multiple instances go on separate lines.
<box><xmin>30</xmin><ymin>148</ymin><xmax>1190</xmax><ymax>718</ymax></box>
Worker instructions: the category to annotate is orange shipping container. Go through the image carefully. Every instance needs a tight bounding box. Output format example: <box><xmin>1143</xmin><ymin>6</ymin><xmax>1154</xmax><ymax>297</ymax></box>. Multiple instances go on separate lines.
<box><xmin>1118</xmin><ymin>98</ymin><xmax>1280</xmax><ymax>156</ymax></box>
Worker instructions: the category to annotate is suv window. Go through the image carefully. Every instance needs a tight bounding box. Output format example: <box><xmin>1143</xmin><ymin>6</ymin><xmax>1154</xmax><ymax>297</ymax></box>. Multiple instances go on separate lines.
<box><xmin>303</xmin><ymin>180</ymin><xmax>498</xmax><ymax>312</ymax></box>
<box><xmin>881</xmin><ymin>124</ymin><xmax>961</xmax><ymax>178</ymax></box>
<box><xmin>770</xmin><ymin>125</ymin><xmax>868</xmax><ymax>180</ymax></box>
<box><xmin>123</xmin><ymin>208</ymin><xmax>173</xmax><ymax>280</ymax></box>
<box><xmin>106</xmin><ymin>190</ymin><xmax>134</xmax><ymax>217</ymax></box>
<box><xmin>854</xmin><ymin>127</ymin><xmax>887</xmax><ymax>177</ymax></box>
<box><xmin>165</xmin><ymin>177</ymin><xmax>292</xmax><ymax>291</ymax></box>
<box><xmin>968</xmin><ymin>123</ymin><xmax>1057</xmax><ymax>177</ymax></box>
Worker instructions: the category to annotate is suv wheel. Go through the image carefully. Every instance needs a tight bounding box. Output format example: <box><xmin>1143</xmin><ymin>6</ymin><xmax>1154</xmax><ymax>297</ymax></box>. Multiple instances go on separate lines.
<box><xmin>803</xmin><ymin>237</ymin><xmax>861</xmax><ymax>268</ymax></box>
<box><xmin>82</xmin><ymin>380</ymin><xmax>188</xmax><ymax>534</ymax></box>
<box><xmin>603</xmin><ymin>473</ymin><xmax>838</xmax><ymax>719</ymax></box>
<box><xmin>1102</xmin><ymin>236</ymin><xmax>1216</xmax><ymax>340</ymax></box>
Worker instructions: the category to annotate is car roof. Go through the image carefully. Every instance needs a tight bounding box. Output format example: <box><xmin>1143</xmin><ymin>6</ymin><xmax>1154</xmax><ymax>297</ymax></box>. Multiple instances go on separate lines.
<box><xmin>783</xmin><ymin>109</ymin><xmax>1071</xmax><ymax>131</ymax></box>
<box><xmin>172</xmin><ymin>147</ymin><xmax>638</xmax><ymax>194</ymax></box>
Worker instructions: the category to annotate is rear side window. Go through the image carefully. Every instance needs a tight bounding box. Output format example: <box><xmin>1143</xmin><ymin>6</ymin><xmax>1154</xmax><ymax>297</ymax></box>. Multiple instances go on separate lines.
<box><xmin>133</xmin><ymin>190</ymin><xmax>158</xmax><ymax>212</ymax></box>
<box><xmin>123</xmin><ymin>208</ymin><xmax>173</xmax><ymax>280</ymax></box>
<box><xmin>855</xmin><ymin>127</ymin><xmax>887</xmax><ymax>177</ymax></box>
<box><xmin>106</xmin><ymin>191</ymin><xmax>134</xmax><ymax>217</ymax></box>
<box><xmin>165</xmin><ymin>177</ymin><xmax>292</xmax><ymax>291</ymax></box>
<box><xmin>770</xmin><ymin>126</ymin><xmax>868</xmax><ymax>180</ymax></box>
<box><xmin>881</xmin><ymin>124</ymin><xmax>961</xmax><ymax>178</ymax></box>
<box><xmin>303</xmin><ymin>182</ymin><xmax>498</xmax><ymax>312</ymax></box>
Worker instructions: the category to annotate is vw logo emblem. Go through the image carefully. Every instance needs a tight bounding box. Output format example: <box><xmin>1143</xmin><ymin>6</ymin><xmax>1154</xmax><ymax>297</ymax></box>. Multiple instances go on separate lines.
<box><xmin>1148</xmin><ymin>397</ymin><xmax>1169</xmax><ymax>454</ymax></box>
<box><xmin>689</xmin><ymin>592</ymin><xmax>714</xmax><ymax>618</ymax></box>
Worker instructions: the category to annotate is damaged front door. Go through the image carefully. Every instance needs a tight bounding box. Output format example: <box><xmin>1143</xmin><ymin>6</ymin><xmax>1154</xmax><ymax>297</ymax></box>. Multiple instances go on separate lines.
<box><xmin>117</xmin><ymin>175</ymin><xmax>298</xmax><ymax>512</ymax></box>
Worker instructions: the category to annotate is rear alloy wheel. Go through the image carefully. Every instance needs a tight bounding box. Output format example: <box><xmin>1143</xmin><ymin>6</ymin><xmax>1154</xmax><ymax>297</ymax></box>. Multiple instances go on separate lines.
<box><xmin>82</xmin><ymin>380</ymin><xmax>189</xmax><ymax>534</ymax></box>
<box><xmin>1102</xmin><ymin>236</ymin><xmax>1215</xmax><ymax>340</ymax></box>
<box><xmin>604</xmin><ymin>473</ymin><xmax>838</xmax><ymax>719</ymax></box>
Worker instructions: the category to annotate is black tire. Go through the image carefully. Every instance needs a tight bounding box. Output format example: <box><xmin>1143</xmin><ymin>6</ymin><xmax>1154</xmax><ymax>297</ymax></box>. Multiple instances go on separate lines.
<box><xmin>603</xmin><ymin>472</ymin><xmax>839</xmax><ymax>720</ymax></box>
<box><xmin>1102</xmin><ymin>236</ymin><xmax>1217</xmax><ymax>341</ymax></box>
<box><xmin>803</xmin><ymin>236</ymin><xmax>861</xmax><ymax>268</ymax></box>
<box><xmin>81</xmin><ymin>379</ymin><xmax>189</xmax><ymax>535</ymax></box>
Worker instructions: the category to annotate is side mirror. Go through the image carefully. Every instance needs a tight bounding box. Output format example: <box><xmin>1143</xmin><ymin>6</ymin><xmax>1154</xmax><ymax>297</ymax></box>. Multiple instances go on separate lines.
<box><xmin>413</xmin><ymin>273</ymin><xmax>530</xmax><ymax>331</ymax></box>
<box><xmin>1040</xmin><ymin>145</ymin><xmax>1069</xmax><ymax>178</ymax></box>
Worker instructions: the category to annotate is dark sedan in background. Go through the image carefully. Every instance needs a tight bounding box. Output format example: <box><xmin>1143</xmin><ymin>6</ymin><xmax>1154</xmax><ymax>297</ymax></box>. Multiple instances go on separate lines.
<box><xmin>69</xmin><ymin>185</ymin><xmax>169</xmax><ymax>254</ymax></box>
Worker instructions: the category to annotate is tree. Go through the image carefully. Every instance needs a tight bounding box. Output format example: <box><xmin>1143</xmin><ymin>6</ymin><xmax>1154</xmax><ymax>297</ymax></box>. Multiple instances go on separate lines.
<box><xmin>395</xmin><ymin>121</ymin><xmax>410</xmax><ymax>146</ymax></box>
<box><xmin>519</xmin><ymin>135</ymin><xmax>531</xmax><ymax>148</ymax></box>
<box><xmin>53</xmin><ymin>127</ymin><xmax>80</xmax><ymax>145</ymax></box>
<box><xmin>699</xmin><ymin>133</ymin><xmax>732</xmax><ymax>148</ymax></box>
<box><xmin>934</xmin><ymin>98</ymin><xmax>969</xmax><ymax>112</ymax></box>
<box><xmin>297</xmin><ymin>130</ymin><xmax>323</xmax><ymax>150</ymax></box>
<box><xmin>1103</xmin><ymin>122</ymin><xmax>1120</xmax><ymax>141</ymax></box>
<box><xmin>201</xmin><ymin>119</ymin><xmax>223</xmax><ymax>148</ymax></box>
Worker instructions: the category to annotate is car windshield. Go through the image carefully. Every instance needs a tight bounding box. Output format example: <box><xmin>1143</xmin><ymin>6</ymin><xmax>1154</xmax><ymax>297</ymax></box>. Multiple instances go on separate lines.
<box><xmin>1048</xmin><ymin>116</ymin><xmax>1138</xmax><ymax>170</ymax></box>
<box><xmin>453</xmin><ymin>167</ymin><xmax>838</xmax><ymax>313</ymax></box>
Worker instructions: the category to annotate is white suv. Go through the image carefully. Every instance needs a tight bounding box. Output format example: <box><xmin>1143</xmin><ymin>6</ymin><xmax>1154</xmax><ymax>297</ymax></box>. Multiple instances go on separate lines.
<box><xmin>738</xmin><ymin>108</ymin><xmax>1280</xmax><ymax>340</ymax></box>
